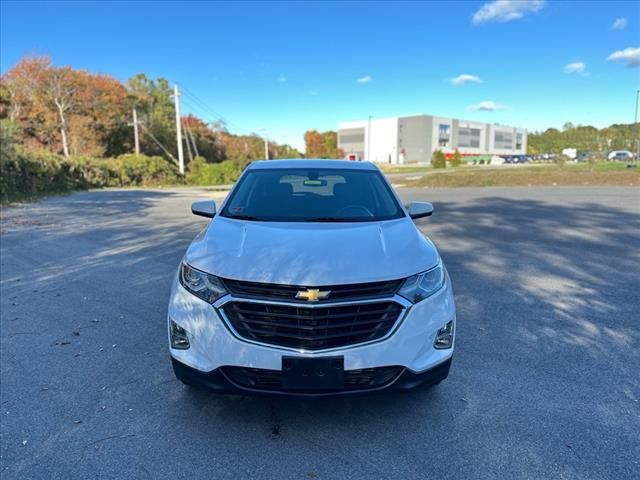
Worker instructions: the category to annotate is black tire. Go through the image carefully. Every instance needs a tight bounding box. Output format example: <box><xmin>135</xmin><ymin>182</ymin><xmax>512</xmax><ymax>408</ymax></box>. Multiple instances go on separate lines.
<box><xmin>178</xmin><ymin>377</ymin><xmax>194</xmax><ymax>387</ymax></box>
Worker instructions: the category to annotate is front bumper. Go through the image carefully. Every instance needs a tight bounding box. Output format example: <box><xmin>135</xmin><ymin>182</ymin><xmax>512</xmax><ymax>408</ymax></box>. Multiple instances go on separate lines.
<box><xmin>172</xmin><ymin>356</ymin><xmax>452</xmax><ymax>397</ymax></box>
<box><xmin>168</xmin><ymin>273</ymin><xmax>456</xmax><ymax>394</ymax></box>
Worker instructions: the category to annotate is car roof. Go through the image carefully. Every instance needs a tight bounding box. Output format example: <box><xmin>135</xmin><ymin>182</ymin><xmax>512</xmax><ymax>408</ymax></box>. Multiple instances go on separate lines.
<box><xmin>247</xmin><ymin>159</ymin><xmax>378</xmax><ymax>171</ymax></box>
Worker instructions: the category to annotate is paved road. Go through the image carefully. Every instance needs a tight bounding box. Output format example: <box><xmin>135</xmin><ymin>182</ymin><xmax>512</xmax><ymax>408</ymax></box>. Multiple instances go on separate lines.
<box><xmin>1</xmin><ymin>187</ymin><xmax>639</xmax><ymax>479</ymax></box>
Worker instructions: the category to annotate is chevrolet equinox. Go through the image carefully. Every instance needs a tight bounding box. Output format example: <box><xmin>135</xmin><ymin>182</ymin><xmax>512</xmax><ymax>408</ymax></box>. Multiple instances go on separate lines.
<box><xmin>168</xmin><ymin>159</ymin><xmax>456</xmax><ymax>396</ymax></box>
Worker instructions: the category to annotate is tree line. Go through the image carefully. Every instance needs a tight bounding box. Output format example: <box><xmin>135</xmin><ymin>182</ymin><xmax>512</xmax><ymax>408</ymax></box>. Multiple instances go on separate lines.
<box><xmin>302</xmin><ymin>123</ymin><xmax>639</xmax><ymax>159</ymax></box>
<box><xmin>528</xmin><ymin>122</ymin><xmax>637</xmax><ymax>155</ymax></box>
<box><xmin>3</xmin><ymin>55</ymin><xmax>635</xmax><ymax>178</ymax></box>
<box><xmin>0</xmin><ymin>56</ymin><xmax>302</xmax><ymax>164</ymax></box>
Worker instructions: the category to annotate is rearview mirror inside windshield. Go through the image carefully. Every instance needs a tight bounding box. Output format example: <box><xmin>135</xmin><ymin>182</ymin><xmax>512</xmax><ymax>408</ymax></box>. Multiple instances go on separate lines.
<box><xmin>303</xmin><ymin>179</ymin><xmax>328</xmax><ymax>187</ymax></box>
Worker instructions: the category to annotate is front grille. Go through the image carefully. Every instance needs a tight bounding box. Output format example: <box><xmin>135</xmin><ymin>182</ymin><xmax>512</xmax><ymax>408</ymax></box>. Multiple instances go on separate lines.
<box><xmin>223</xmin><ymin>366</ymin><xmax>403</xmax><ymax>392</ymax></box>
<box><xmin>222</xmin><ymin>301</ymin><xmax>403</xmax><ymax>350</ymax></box>
<box><xmin>221</xmin><ymin>278</ymin><xmax>403</xmax><ymax>303</ymax></box>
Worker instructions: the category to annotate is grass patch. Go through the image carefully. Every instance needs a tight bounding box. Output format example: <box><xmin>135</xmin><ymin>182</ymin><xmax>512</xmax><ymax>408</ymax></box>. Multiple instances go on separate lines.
<box><xmin>378</xmin><ymin>164</ymin><xmax>432</xmax><ymax>174</ymax></box>
<box><xmin>403</xmin><ymin>164</ymin><xmax>639</xmax><ymax>188</ymax></box>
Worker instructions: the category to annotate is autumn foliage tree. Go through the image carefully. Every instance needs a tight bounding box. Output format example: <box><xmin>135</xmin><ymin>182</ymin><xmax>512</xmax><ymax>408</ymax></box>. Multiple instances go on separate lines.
<box><xmin>304</xmin><ymin>130</ymin><xmax>343</xmax><ymax>158</ymax></box>
<box><xmin>1</xmin><ymin>55</ymin><xmax>308</xmax><ymax>165</ymax></box>
<box><xmin>2</xmin><ymin>56</ymin><xmax>130</xmax><ymax>157</ymax></box>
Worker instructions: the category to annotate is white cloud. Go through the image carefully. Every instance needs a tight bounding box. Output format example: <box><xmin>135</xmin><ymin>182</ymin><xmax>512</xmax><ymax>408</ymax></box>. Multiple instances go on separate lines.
<box><xmin>451</xmin><ymin>74</ymin><xmax>482</xmax><ymax>85</ymax></box>
<box><xmin>471</xmin><ymin>100</ymin><xmax>507</xmax><ymax>111</ymax></box>
<box><xmin>611</xmin><ymin>17</ymin><xmax>627</xmax><ymax>30</ymax></box>
<box><xmin>472</xmin><ymin>0</ymin><xmax>545</xmax><ymax>25</ymax></box>
<box><xmin>607</xmin><ymin>47</ymin><xmax>640</xmax><ymax>68</ymax></box>
<box><xmin>356</xmin><ymin>75</ymin><xmax>372</xmax><ymax>84</ymax></box>
<box><xmin>278</xmin><ymin>76</ymin><xmax>287</xmax><ymax>83</ymax></box>
<box><xmin>564</xmin><ymin>61</ymin><xmax>587</xmax><ymax>74</ymax></box>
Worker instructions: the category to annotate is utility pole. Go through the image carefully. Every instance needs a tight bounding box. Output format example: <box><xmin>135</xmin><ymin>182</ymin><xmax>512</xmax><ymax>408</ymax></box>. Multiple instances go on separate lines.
<box><xmin>259</xmin><ymin>128</ymin><xmax>269</xmax><ymax>160</ymax></box>
<box><xmin>171</xmin><ymin>84</ymin><xmax>185</xmax><ymax>175</ymax></box>
<box><xmin>130</xmin><ymin>108</ymin><xmax>140</xmax><ymax>155</ymax></box>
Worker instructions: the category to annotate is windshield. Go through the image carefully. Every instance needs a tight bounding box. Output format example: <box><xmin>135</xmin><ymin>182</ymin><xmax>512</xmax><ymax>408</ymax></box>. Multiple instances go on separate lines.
<box><xmin>220</xmin><ymin>168</ymin><xmax>405</xmax><ymax>222</ymax></box>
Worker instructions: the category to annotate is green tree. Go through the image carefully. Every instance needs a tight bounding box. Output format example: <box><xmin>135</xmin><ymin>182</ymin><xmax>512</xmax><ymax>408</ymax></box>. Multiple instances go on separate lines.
<box><xmin>126</xmin><ymin>74</ymin><xmax>176</xmax><ymax>160</ymax></box>
<box><xmin>528</xmin><ymin>123</ymin><xmax>638</xmax><ymax>154</ymax></box>
<box><xmin>451</xmin><ymin>149</ymin><xmax>462</xmax><ymax>167</ymax></box>
<box><xmin>432</xmin><ymin>150</ymin><xmax>446</xmax><ymax>168</ymax></box>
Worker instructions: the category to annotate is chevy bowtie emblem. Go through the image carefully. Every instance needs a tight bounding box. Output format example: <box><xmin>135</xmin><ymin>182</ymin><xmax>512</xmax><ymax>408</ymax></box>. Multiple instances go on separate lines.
<box><xmin>296</xmin><ymin>288</ymin><xmax>331</xmax><ymax>302</ymax></box>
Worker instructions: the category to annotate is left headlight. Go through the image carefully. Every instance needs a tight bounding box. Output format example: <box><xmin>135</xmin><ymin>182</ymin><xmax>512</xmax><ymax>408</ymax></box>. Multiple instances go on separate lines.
<box><xmin>398</xmin><ymin>261</ymin><xmax>445</xmax><ymax>304</ymax></box>
<box><xmin>179</xmin><ymin>263</ymin><xmax>227</xmax><ymax>304</ymax></box>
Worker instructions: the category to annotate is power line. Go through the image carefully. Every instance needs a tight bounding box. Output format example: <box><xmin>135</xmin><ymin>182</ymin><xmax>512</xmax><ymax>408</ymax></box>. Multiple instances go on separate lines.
<box><xmin>138</xmin><ymin>122</ymin><xmax>178</xmax><ymax>164</ymax></box>
<box><xmin>180</xmin><ymin>88</ymin><xmax>228</xmax><ymax>122</ymax></box>
<box><xmin>180</xmin><ymin>95</ymin><xmax>256</xmax><ymax>139</ymax></box>
<box><xmin>180</xmin><ymin>96</ymin><xmax>224</xmax><ymax>127</ymax></box>
<box><xmin>180</xmin><ymin>95</ymin><xmax>235</xmax><ymax>132</ymax></box>
<box><xmin>179</xmin><ymin>86</ymin><xmax>254</xmax><ymax>135</ymax></box>
<box><xmin>183</xmin><ymin>120</ymin><xmax>199</xmax><ymax>157</ymax></box>
<box><xmin>181</xmin><ymin>118</ymin><xmax>193</xmax><ymax>161</ymax></box>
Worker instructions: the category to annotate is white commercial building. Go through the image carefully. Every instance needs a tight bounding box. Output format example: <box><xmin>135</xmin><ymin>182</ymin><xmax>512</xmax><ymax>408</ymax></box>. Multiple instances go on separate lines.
<box><xmin>338</xmin><ymin>114</ymin><xmax>527</xmax><ymax>164</ymax></box>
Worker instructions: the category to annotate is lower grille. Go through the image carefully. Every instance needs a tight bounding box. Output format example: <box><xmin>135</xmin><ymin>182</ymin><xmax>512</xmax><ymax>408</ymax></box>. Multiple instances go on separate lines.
<box><xmin>223</xmin><ymin>366</ymin><xmax>403</xmax><ymax>392</ymax></box>
<box><xmin>222</xmin><ymin>301</ymin><xmax>402</xmax><ymax>350</ymax></box>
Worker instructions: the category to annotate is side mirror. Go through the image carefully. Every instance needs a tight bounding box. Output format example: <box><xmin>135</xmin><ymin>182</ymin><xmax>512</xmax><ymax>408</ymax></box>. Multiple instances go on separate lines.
<box><xmin>191</xmin><ymin>200</ymin><xmax>216</xmax><ymax>218</ymax></box>
<box><xmin>406</xmin><ymin>201</ymin><xmax>434</xmax><ymax>220</ymax></box>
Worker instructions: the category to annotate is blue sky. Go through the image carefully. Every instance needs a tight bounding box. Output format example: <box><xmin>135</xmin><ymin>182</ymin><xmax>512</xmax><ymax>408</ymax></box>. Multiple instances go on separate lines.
<box><xmin>1</xmin><ymin>0</ymin><xmax>639</xmax><ymax>150</ymax></box>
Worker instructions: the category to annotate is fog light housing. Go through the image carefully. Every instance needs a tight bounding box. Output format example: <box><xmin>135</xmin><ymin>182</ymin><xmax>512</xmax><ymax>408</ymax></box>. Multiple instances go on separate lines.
<box><xmin>434</xmin><ymin>320</ymin><xmax>454</xmax><ymax>349</ymax></box>
<box><xmin>170</xmin><ymin>320</ymin><xmax>190</xmax><ymax>350</ymax></box>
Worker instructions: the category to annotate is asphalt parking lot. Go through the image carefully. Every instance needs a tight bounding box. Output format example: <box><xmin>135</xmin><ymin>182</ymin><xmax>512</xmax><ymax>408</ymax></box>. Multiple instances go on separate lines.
<box><xmin>1</xmin><ymin>186</ymin><xmax>639</xmax><ymax>479</ymax></box>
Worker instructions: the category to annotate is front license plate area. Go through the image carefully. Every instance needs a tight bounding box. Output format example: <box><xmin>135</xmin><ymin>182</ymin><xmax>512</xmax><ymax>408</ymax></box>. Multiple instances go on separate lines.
<box><xmin>281</xmin><ymin>356</ymin><xmax>344</xmax><ymax>390</ymax></box>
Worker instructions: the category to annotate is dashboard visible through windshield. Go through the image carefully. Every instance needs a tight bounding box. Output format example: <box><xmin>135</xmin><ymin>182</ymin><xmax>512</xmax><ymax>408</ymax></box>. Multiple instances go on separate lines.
<box><xmin>220</xmin><ymin>168</ymin><xmax>405</xmax><ymax>222</ymax></box>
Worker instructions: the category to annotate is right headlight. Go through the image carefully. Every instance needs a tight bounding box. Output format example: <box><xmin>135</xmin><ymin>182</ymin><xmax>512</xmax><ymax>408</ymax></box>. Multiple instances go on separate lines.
<box><xmin>398</xmin><ymin>261</ymin><xmax>445</xmax><ymax>304</ymax></box>
<box><xmin>179</xmin><ymin>263</ymin><xmax>227</xmax><ymax>304</ymax></box>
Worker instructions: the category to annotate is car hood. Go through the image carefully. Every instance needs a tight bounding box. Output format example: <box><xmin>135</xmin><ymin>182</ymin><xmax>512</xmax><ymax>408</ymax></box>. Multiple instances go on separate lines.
<box><xmin>185</xmin><ymin>216</ymin><xmax>439</xmax><ymax>286</ymax></box>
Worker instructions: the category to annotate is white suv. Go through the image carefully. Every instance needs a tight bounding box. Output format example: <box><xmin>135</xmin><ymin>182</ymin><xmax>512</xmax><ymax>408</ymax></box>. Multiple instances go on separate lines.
<box><xmin>168</xmin><ymin>159</ymin><xmax>456</xmax><ymax>396</ymax></box>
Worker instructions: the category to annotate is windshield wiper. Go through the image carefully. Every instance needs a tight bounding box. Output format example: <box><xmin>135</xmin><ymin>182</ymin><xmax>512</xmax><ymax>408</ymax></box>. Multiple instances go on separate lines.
<box><xmin>303</xmin><ymin>217</ymin><xmax>355</xmax><ymax>222</ymax></box>
<box><xmin>224</xmin><ymin>214</ymin><xmax>265</xmax><ymax>221</ymax></box>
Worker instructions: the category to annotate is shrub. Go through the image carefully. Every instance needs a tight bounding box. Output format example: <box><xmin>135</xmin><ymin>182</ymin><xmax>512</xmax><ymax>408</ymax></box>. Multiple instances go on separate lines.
<box><xmin>186</xmin><ymin>157</ymin><xmax>243</xmax><ymax>185</ymax></box>
<box><xmin>432</xmin><ymin>150</ymin><xmax>446</xmax><ymax>169</ymax></box>
<box><xmin>72</xmin><ymin>156</ymin><xmax>120</xmax><ymax>187</ymax></box>
<box><xmin>112</xmin><ymin>154</ymin><xmax>181</xmax><ymax>186</ymax></box>
<box><xmin>0</xmin><ymin>148</ymin><xmax>83</xmax><ymax>202</ymax></box>
<box><xmin>451</xmin><ymin>149</ymin><xmax>462</xmax><ymax>167</ymax></box>
<box><xmin>0</xmin><ymin>149</ymin><xmax>181</xmax><ymax>203</ymax></box>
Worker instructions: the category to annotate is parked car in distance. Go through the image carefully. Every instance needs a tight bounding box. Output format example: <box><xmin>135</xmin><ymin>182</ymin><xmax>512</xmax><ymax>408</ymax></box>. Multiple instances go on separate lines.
<box><xmin>502</xmin><ymin>155</ymin><xmax>530</xmax><ymax>164</ymax></box>
<box><xmin>168</xmin><ymin>159</ymin><xmax>456</xmax><ymax>396</ymax></box>
<box><xmin>608</xmin><ymin>150</ymin><xmax>633</xmax><ymax>161</ymax></box>
<box><xmin>576</xmin><ymin>151</ymin><xmax>594</xmax><ymax>162</ymax></box>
